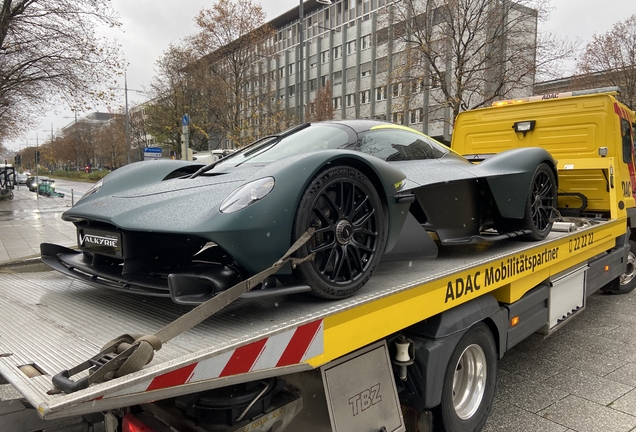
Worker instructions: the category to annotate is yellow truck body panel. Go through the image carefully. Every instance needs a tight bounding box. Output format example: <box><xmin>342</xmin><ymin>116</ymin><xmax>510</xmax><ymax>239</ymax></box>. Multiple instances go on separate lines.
<box><xmin>452</xmin><ymin>90</ymin><xmax>636</xmax><ymax>220</ymax></box>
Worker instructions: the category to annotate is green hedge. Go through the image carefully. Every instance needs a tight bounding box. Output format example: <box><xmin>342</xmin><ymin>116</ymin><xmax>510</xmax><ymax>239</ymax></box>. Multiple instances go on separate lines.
<box><xmin>52</xmin><ymin>170</ymin><xmax>110</xmax><ymax>182</ymax></box>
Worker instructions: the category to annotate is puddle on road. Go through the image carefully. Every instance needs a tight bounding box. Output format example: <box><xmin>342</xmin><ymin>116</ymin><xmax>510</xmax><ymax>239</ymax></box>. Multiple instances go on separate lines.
<box><xmin>0</xmin><ymin>209</ymin><xmax>67</xmax><ymax>222</ymax></box>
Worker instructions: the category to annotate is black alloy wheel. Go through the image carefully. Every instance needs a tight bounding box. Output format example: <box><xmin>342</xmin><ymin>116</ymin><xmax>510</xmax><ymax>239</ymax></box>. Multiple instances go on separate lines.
<box><xmin>522</xmin><ymin>163</ymin><xmax>557</xmax><ymax>240</ymax></box>
<box><xmin>292</xmin><ymin>165</ymin><xmax>387</xmax><ymax>299</ymax></box>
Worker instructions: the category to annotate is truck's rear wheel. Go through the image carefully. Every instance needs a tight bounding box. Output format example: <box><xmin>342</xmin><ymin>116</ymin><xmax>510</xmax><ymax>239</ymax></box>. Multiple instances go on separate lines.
<box><xmin>606</xmin><ymin>239</ymin><xmax>636</xmax><ymax>294</ymax></box>
<box><xmin>434</xmin><ymin>322</ymin><xmax>497</xmax><ymax>432</ymax></box>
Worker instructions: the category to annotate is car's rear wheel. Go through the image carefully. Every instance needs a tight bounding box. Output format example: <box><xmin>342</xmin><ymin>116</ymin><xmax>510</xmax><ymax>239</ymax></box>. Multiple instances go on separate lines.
<box><xmin>519</xmin><ymin>163</ymin><xmax>557</xmax><ymax>240</ymax></box>
<box><xmin>292</xmin><ymin>165</ymin><xmax>387</xmax><ymax>299</ymax></box>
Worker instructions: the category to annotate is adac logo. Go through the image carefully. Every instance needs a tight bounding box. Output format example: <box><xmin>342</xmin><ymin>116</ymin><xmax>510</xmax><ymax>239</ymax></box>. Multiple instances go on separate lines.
<box><xmin>80</xmin><ymin>233</ymin><xmax>118</xmax><ymax>248</ymax></box>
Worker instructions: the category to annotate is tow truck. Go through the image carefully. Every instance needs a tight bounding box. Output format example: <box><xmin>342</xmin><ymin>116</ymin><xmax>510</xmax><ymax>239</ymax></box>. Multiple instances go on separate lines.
<box><xmin>0</xmin><ymin>87</ymin><xmax>634</xmax><ymax>432</ymax></box>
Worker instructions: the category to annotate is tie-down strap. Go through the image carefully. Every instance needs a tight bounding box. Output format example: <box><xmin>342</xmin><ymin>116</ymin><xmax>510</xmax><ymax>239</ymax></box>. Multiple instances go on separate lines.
<box><xmin>51</xmin><ymin>228</ymin><xmax>315</xmax><ymax>394</ymax></box>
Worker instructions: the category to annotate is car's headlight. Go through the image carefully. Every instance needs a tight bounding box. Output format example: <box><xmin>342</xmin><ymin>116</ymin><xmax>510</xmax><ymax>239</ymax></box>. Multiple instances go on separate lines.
<box><xmin>220</xmin><ymin>177</ymin><xmax>275</xmax><ymax>213</ymax></box>
<box><xmin>78</xmin><ymin>179</ymin><xmax>103</xmax><ymax>202</ymax></box>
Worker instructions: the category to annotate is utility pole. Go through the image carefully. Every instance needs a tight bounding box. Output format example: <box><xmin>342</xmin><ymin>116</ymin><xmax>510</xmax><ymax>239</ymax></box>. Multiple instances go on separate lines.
<box><xmin>125</xmin><ymin>72</ymin><xmax>131</xmax><ymax>164</ymax></box>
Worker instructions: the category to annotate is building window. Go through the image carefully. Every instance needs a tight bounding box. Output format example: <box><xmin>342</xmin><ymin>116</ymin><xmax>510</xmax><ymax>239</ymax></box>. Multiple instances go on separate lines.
<box><xmin>310</xmin><ymin>62</ymin><xmax>317</xmax><ymax>68</ymax></box>
<box><xmin>411</xmin><ymin>78</ymin><xmax>424</xmax><ymax>94</ymax></box>
<box><xmin>431</xmin><ymin>72</ymin><xmax>443</xmax><ymax>88</ymax></box>
<box><xmin>375</xmin><ymin>86</ymin><xmax>386</xmax><ymax>101</ymax></box>
<box><xmin>288</xmin><ymin>85</ymin><xmax>295</xmax><ymax>96</ymax></box>
<box><xmin>333</xmin><ymin>45</ymin><xmax>342</xmax><ymax>59</ymax></box>
<box><xmin>346</xmin><ymin>40</ymin><xmax>356</xmax><ymax>55</ymax></box>
<box><xmin>359</xmin><ymin>89</ymin><xmax>370</xmax><ymax>104</ymax></box>
<box><xmin>410</xmin><ymin>108</ymin><xmax>424</xmax><ymax>124</ymax></box>
<box><xmin>333</xmin><ymin>70</ymin><xmax>343</xmax><ymax>84</ymax></box>
<box><xmin>321</xmin><ymin>75</ymin><xmax>328</xmax><ymax>87</ymax></box>
<box><xmin>310</xmin><ymin>78</ymin><xmax>317</xmax><ymax>91</ymax></box>
<box><xmin>361</xmin><ymin>34</ymin><xmax>371</xmax><ymax>50</ymax></box>
<box><xmin>333</xmin><ymin>96</ymin><xmax>342</xmax><ymax>110</ymax></box>
<box><xmin>346</xmin><ymin>93</ymin><xmax>355</xmax><ymax>107</ymax></box>
<box><xmin>288</xmin><ymin>63</ymin><xmax>294</xmax><ymax>75</ymax></box>
<box><xmin>392</xmin><ymin>83</ymin><xmax>400</xmax><ymax>97</ymax></box>
<box><xmin>321</xmin><ymin>50</ymin><xmax>329</xmax><ymax>63</ymax></box>
<box><xmin>392</xmin><ymin>112</ymin><xmax>404</xmax><ymax>124</ymax></box>
<box><xmin>279</xmin><ymin>67</ymin><xmax>285</xmax><ymax>78</ymax></box>
<box><xmin>361</xmin><ymin>70</ymin><xmax>371</xmax><ymax>77</ymax></box>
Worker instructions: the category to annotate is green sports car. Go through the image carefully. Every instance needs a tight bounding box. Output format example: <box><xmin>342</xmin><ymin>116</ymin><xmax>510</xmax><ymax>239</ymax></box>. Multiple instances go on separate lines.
<box><xmin>41</xmin><ymin>120</ymin><xmax>557</xmax><ymax>304</ymax></box>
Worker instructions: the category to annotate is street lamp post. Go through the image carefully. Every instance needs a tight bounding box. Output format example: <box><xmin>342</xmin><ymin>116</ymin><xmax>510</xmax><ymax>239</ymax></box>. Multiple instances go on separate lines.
<box><xmin>298</xmin><ymin>0</ymin><xmax>332</xmax><ymax>123</ymax></box>
<box><xmin>124</xmin><ymin>73</ymin><xmax>131</xmax><ymax>164</ymax></box>
<box><xmin>111</xmin><ymin>73</ymin><xmax>145</xmax><ymax>164</ymax></box>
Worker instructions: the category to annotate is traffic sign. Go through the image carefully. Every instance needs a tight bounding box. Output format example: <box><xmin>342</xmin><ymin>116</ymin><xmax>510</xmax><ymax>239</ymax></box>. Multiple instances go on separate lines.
<box><xmin>182</xmin><ymin>114</ymin><xmax>189</xmax><ymax>126</ymax></box>
<box><xmin>143</xmin><ymin>147</ymin><xmax>162</xmax><ymax>160</ymax></box>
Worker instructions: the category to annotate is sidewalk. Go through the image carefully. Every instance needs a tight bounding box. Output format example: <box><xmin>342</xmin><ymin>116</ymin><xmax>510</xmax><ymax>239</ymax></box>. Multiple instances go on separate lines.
<box><xmin>0</xmin><ymin>187</ymin><xmax>77</xmax><ymax>262</ymax></box>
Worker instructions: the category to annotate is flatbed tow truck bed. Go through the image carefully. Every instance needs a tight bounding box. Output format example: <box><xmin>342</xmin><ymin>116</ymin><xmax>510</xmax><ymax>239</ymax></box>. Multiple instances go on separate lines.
<box><xmin>0</xmin><ymin>218</ymin><xmax>626</xmax><ymax>421</ymax></box>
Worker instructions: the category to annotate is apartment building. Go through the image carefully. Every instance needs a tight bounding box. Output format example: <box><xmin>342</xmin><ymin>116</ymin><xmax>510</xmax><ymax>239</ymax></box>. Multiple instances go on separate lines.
<box><xmin>245</xmin><ymin>0</ymin><xmax>538</xmax><ymax>142</ymax></box>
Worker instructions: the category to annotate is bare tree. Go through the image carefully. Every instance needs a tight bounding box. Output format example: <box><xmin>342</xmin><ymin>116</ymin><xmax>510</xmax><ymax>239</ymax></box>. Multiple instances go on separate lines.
<box><xmin>97</xmin><ymin>117</ymin><xmax>127</xmax><ymax>169</ymax></box>
<box><xmin>129</xmin><ymin>104</ymin><xmax>152</xmax><ymax>162</ymax></box>
<box><xmin>0</xmin><ymin>0</ymin><xmax>124</xmax><ymax>143</ymax></box>
<box><xmin>310</xmin><ymin>81</ymin><xmax>334</xmax><ymax>122</ymax></box>
<box><xmin>189</xmin><ymin>0</ymin><xmax>276</xmax><ymax>146</ymax></box>
<box><xmin>386</xmin><ymin>0</ymin><xmax>577</xmax><ymax>125</ymax></box>
<box><xmin>577</xmin><ymin>14</ymin><xmax>636</xmax><ymax>108</ymax></box>
<box><xmin>146</xmin><ymin>43</ymin><xmax>195</xmax><ymax>159</ymax></box>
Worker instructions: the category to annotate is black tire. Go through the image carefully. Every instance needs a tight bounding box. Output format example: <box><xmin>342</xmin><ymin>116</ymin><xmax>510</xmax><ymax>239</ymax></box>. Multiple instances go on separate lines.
<box><xmin>292</xmin><ymin>165</ymin><xmax>387</xmax><ymax>299</ymax></box>
<box><xmin>605</xmin><ymin>239</ymin><xmax>636</xmax><ymax>294</ymax></box>
<box><xmin>519</xmin><ymin>163</ymin><xmax>557</xmax><ymax>240</ymax></box>
<box><xmin>434</xmin><ymin>322</ymin><xmax>497</xmax><ymax>432</ymax></box>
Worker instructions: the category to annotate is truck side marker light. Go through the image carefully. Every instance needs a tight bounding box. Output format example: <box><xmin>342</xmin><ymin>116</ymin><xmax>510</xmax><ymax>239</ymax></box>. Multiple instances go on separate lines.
<box><xmin>393</xmin><ymin>335</ymin><xmax>414</xmax><ymax>381</ymax></box>
<box><xmin>605</xmin><ymin>265</ymin><xmax>610</xmax><ymax>272</ymax></box>
<box><xmin>511</xmin><ymin>316</ymin><xmax>520</xmax><ymax>327</ymax></box>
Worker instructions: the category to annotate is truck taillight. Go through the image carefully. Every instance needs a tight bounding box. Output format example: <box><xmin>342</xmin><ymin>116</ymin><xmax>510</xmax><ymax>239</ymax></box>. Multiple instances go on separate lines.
<box><xmin>122</xmin><ymin>413</ymin><xmax>157</xmax><ymax>432</ymax></box>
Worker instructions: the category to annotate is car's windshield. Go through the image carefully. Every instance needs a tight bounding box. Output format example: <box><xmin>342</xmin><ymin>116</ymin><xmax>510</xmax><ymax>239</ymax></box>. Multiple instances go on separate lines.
<box><xmin>216</xmin><ymin>124</ymin><xmax>352</xmax><ymax>167</ymax></box>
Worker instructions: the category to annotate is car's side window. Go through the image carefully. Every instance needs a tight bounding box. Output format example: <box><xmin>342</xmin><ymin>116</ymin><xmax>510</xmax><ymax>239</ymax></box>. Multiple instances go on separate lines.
<box><xmin>357</xmin><ymin>129</ymin><xmax>448</xmax><ymax>161</ymax></box>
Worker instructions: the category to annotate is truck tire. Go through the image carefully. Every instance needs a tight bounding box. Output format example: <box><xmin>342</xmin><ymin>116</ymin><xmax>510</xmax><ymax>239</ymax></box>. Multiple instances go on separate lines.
<box><xmin>434</xmin><ymin>322</ymin><xmax>497</xmax><ymax>432</ymax></box>
<box><xmin>606</xmin><ymin>239</ymin><xmax>636</xmax><ymax>294</ymax></box>
<box><xmin>292</xmin><ymin>165</ymin><xmax>387</xmax><ymax>299</ymax></box>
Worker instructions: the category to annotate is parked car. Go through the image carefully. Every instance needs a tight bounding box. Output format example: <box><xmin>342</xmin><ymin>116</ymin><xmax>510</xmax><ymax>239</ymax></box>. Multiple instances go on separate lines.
<box><xmin>26</xmin><ymin>176</ymin><xmax>52</xmax><ymax>192</ymax></box>
<box><xmin>17</xmin><ymin>172</ymin><xmax>29</xmax><ymax>184</ymax></box>
<box><xmin>42</xmin><ymin>120</ymin><xmax>557</xmax><ymax>304</ymax></box>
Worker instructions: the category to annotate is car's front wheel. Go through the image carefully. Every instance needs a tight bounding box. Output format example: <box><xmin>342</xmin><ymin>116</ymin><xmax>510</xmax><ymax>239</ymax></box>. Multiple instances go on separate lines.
<box><xmin>292</xmin><ymin>165</ymin><xmax>387</xmax><ymax>299</ymax></box>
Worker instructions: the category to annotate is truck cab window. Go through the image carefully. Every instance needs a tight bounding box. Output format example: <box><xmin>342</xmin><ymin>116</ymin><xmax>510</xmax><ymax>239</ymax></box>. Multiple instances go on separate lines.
<box><xmin>621</xmin><ymin>119</ymin><xmax>633</xmax><ymax>164</ymax></box>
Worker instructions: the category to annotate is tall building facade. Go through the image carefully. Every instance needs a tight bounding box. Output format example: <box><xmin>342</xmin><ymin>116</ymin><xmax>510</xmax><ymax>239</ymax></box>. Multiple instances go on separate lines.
<box><xmin>246</xmin><ymin>0</ymin><xmax>538</xmax><ymax>142</ymax></box>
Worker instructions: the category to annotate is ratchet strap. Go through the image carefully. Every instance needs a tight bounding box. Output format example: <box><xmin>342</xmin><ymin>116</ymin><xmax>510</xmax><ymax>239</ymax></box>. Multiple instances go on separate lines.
<box><xmin>51</xmin><ymin>228</ymin><xmax>315</xmax><ymax>394</ymax></box>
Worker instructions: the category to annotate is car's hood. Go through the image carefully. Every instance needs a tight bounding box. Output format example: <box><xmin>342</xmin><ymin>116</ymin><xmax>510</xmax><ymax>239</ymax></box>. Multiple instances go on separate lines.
<box><xmin>63</xmin><ymin>167</ymin><xmax>264</xmax><ymax>233</ymax></box>
<box><xmin>112</xmin><ymin>167</ymin><xmax>256</xmax><ymax>198</ymax></box>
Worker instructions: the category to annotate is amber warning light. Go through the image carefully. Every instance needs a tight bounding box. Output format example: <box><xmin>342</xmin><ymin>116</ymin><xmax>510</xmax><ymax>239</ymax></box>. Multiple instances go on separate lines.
<box><xmin>511</xmin><ymin>316</ymin><xmax>520</xmax><ymax>327</ymax></box>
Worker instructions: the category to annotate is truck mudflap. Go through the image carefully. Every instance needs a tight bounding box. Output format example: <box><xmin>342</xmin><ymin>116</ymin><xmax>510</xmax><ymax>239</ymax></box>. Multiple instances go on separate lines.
<box><xmin>0</xmin><ymin>218</ymin><xmax>627</xmax><ymax>420</ymax></box>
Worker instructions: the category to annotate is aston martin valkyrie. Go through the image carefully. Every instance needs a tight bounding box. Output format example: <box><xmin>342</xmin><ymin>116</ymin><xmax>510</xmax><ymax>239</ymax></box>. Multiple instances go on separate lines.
<box><xmin>41</xmin><ymin>120</ymin><xmax>557</xmax><ymax>304</ymax></box>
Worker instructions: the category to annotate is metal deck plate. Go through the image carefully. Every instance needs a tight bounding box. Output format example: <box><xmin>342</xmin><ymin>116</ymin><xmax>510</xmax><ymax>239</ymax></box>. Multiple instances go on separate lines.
<box><xmin>0</xmin><ymin>227</ymin><xmax>600</xmax><ymax>418</ymax></box>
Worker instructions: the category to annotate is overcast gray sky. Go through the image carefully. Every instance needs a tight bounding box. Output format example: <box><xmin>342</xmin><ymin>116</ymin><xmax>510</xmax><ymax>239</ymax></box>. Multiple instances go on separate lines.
<box><xmin>10</xmin><ymin>0</ymin><xmax>636</xmax><ymax>151</ymax></box>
